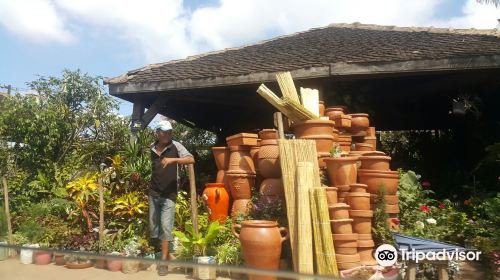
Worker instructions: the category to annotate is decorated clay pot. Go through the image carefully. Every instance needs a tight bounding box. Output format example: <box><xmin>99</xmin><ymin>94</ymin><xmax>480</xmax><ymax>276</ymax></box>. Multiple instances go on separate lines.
<box><xmin>259</xmin><ymin>178</ymin><xmax>284</xmax><ymax>198</ymax></box>
<box><xmin>232</xmin><ymin>220</ymin><xmax>289</xmax><ymax>280</ymax></box>
<box><xmin>328</xmin><ymin>203</ymin><xmax>350</xmax><ymax>219</ymax></box>
<box><xmin>216</xmin><ymin>170</ymin><xmax>231</xmax><ymax>193</ymax></box>
<box><xmin>346</xmin><ymin>192</ymin><xmax>371</xmax><ymax>210</ymax></box>
<box><xmin>349</xmin><ymin>113</ymin><xmax>370</xmax><ymax>129</ymax></box>
<box><xmin>203</xmin><ymin>183</ymin><xmax>230</xmax><ymax>223</ymax></box>
<box><xmin>325</xmin><ymin>187</ymin><xmax>338</xmax><ymax>204</ymax></box>
<box><xmin>231</xmin><ymin>199</ymin><xmax>251</xmax><ymax>217</ymax></box>
<box><xmin>363</xmin><ymin>136</ymin><xmax>377</xmax><ymax>150</ymax></box>
<box><xmin>324</xmin><ymin>156</ymin><xmax>359</xmax><ymax>186</ymax></box>
<box><xmin>300</xmin><ymin>135</ymin><xmax>335</xmax><ymax>155</ymax></box>
<box><xmin>227</xmin><ymin>172</ymin><xmax>255</xmax><ymax>199</ymax></box>
<box><xmin>349</xmin><ymin>183</ymin><xmax>368</xmax><ymax>193</ymax></box>
<box><xmin>318</xmin><ymin>101</ymin><xmax>325</xmax><ymax>116</ymax></box>
<box><xmin>212</xmin><ymin>147</ymin><xmax>230</xmax><ymax>170</ymax></box>
<box><xmin>226</xmin><ymin>133</ymin><xmax>258</xmax><ymax>147</ymax></box>
<box><xmin>330</xmin><ymin>219</ymin><xmax>353</xmax><ymax>234</ymax></box>
<box><xmin>292</xmin><ymin>119</ymin><xmax>335</xmax><ymax>138</ymax></box>
<box><xmin>228</xmin><ymin>146</ymin><xmax>256</xmax><ymax>174</ymax></box>
<box><xmin>258</xmin><ymin>140</ymin><xmax>281</xmax><ymax>178</ymax></box>
<box><xmin>359</xmin><ymin>156</ymin><xmax>391</xmax><ymax>171</ymax></box>
<box><xmin>354</xmin><ymin>143</ymin><xmax>374</xmax><ymax>151</ymax></box>
<box><xmin>33</xmin><ymin>251</ymin><xmax>52</xmax><ymax>265</ymax></box>
<box><xmin>358</xmin><ymin>169</ymin><xmax>399</xmax><ymax>195</ymax></box>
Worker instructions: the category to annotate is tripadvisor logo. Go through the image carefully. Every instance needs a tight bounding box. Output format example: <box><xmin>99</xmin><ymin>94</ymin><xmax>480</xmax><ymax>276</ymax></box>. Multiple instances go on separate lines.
<box><xmin>375</xmin><ymin>244</ymin><xmax>481</xmax><ymax>266</ymax></box>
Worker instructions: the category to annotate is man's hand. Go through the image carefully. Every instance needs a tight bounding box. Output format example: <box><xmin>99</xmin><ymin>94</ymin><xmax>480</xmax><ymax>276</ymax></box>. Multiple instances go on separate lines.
<box><xmin>161</xmin><ymin>157</ymin><xmax>178</xmax><ymax>168</ymax></box>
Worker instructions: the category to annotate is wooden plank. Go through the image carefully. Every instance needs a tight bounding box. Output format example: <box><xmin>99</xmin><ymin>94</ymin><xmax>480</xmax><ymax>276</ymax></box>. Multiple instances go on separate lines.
<box><xmin>142</xmin><ymin>96</ymin><xmax>169</xmax><ymax>127</ymax></box>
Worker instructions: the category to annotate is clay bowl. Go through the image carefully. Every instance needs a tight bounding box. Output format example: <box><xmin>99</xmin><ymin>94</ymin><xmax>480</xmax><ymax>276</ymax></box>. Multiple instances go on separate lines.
<box><xmin>346</xmin><ymin>192</ymin><xmax>371</xmax><ymax>211</ymax></box>
<box><xmin>325</xmin><ymin>187</ymin><xmax>338</xmax><ymax>204</ymax></box>
<box><xmin>337</xmin><ymin>185</ymin><xmax>351</xmax><ymax>192</ymax></box>
<box><xmin>258</xmin><ymin>129</ymin><xmax>278</xmax><ymax>140</ymax></box>
<box><xmin>349</xmin><ymin>113</ymin><xmax>370</xmax><ymax>129</ymax></box>
<box><xmin>349</xmin><ymin>151</ymin><xmax>386</xmax><ymax>157</ymax></box>
<box><xmin>328</xmin><ymin>203</ymin><xmax>350</xmax><ymax>220</ymax></box>
<box><xmin>354</xmin><ymin>143</ymin><xmax>374</xmax><ymax>151</ymax></box>
<box><xmin>292</xmin><ymin>119</ymin><xmax>335</xmax><ymax>138</ymax></box>
<box><xmin>349</xmin><ymin>183</ymin><xmax>368</xmax><ymax>193</ymax></box>
<box><xmin>358</xmin><ymin>169</ymin><xmax>399</xmax><ymax>195</ymax></box>
<box><xmin>330</xmin><ymin>219</ymin><xmax>354</xmax><ymax>234</ymax></box>
<box><xmin>359</xmin><ymin>156</ymin><xmax>391</xmax><ymax>171</ymax></box>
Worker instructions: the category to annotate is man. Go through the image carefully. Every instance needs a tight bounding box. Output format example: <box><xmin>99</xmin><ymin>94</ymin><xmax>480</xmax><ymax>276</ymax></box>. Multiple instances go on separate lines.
<box><xmin>149</xmin><ymin>120</ymin><xmax>195</xmax><ymax>276</ymax></box>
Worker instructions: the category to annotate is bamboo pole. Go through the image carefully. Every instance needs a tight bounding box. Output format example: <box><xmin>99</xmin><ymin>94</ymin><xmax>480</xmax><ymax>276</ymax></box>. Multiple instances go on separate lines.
<box><xmin>314</xmin><ymin>187</ymin><xmax>339</xmax><ymax>277</ymax></box>
<box><xmin>310</xmin><ymin>188</ymin><xmax>326</xmax><ymax>274</ymax></box>
<box><xmin>296</xmin><ymin>162</ymin><xmax>314</xmax><ymax>274</ymax></box>
<box><xmin>188</xmin><ymin>164</ymin><xmax>198</xmax><ymax>235</ymax></box>
<box><xmin>2</xmin><ymin>177</ymin><xmax>13</xmax><ymax>249</ymax></box>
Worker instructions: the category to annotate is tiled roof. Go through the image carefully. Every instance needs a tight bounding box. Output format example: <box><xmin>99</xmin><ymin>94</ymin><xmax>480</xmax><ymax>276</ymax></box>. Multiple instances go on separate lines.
<box><xmin>106</xmin><ymin>23</ymin><xmax>500</xmax><ymax>87</ymax></box>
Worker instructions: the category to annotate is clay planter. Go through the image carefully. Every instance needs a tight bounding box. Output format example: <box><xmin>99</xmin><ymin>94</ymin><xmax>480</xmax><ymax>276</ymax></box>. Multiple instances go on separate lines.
<box><xmin>385</xmin><ymin>195</ymin><xmax>399</xmax><ymax>205</ymax></box>
<box><xmin>232</xmin><ymin>220</ymin><xmax>289</xmax><ymax>280</ymax></box>
<box><xmin>228</xmin><ymin>146</ymin><xmax>256</xmax><ymax>174</ymax></box>
<box><xmin>346</xmin><ymin>193</ymin><xmax>371</xmax><ymax>210</ymax></box>
<box><xmin>231</xmin><ymin>199</ymin><xmax>251</xmax><ymax>217</ymax></box>
<box><xmin>349</xmin><ymin>183</ymin><xmax>368</xmax><ymax>193</ymax></box>
<box><xmin>324</xmin><ymin>156</ymin><xmax>359</xmax><ymax>187</ymax></box>
<box><xmin>339</xmin><ymin>141</ymin><xmax>352</xmax><ymax>153</ymax></box>
<box><xmin>33</xmin><ymin>251</ymin><xmax>52</xmax><ymax>265</ymax></box>
<box><xmin>328</xmin><ymin>203</ymin><xmax>350</xmax><ymax>219</ymax></box>
<box><xmin>363</xmin><ymin>136</ymin><xmax>377</xmax><ymax>150</ymax></box>
<box><xmin>358</xmin><ymin>233</ymin><xmax>373</xmax><ymax>240</ymax></box>
<box><xmin>349</xmin><ymin>210</ymin><xmax>373</xmax><ymax>218</ymax></box>
<box><xmin>212</xmin><ymin>147</ymin><xmax>230</xmax><ymax>170</ymax></box>
<box><xmin>325</xmin><ymin>107</ymin><xmax>345</xmax><ymax>120</ymax></box>
<box><xmin>349</xmin><ymin>113</ymin><xmax>370</xmax><ymax>129</ymax></box>
<box><xmin>227</xmin><ymin>172</ymin><xmax>255</xmax><ymax>199</ymax></box>
<box><xmin>258</xmin><ymin>141</ymin><xmax>280</xmax><ymax>178</ymax></box>
<box><xmin>259</xmin><ymin>178</ymin><xmax>284</xmax><ymax>198</ymax></box>
<box><xmin>330</xmin><ymin>219</ymin><xmax>353</xmax><ymax>234</ymax></box>
<box><xmin>226</xmin><ymin>133</ymin><xmax>258</xmax><ymax>147</ymax></box>
<box><xmin>259</xmin><ymin>129</ymin><xmax>278</xmax><ymax>141</ymax></box>
<box><xmin>203</xmin><ymin>183</ymin><xmax>230</xmax><ymax>223</ymax></box>
<box><xmin>335</xmin><ymin>239</ymin><xmax>359</xmax><ymax>254</ymax></box>
<box><xmin>358</xmin><ymin>169</ymin><xmax>399</xmax><ymax>195</ymax></box>
<box><xmin>366</xmin><ymin>127</ymin><xmax>376</xmax><ymax>137</ymax></box>
<box><xmin>292</xmin><ymin>119</ymin><xmax>335</xmax><ymax>138</ymax></box>
<box><xmin>318</xmin><ymin>101</ymin><xmax>325</xmax><ymax>116</ymax></box>
<box><xmin>325</xmin><ymin>187</ymin><xmax>338</xmax><ymax>204</ymax></box>
<box><xmin>359</xmin><ymin>156</ymin><xmax>391</xmax><ymax>171</ymax></box>
<box><xmin>357</xmin><ymin>239</ymin><xmax>377</xmax><ymax>265</ymax></box>
<box><xmin>301</xmin><ymin>135</ymin><xmax>335</xmax><ymax>155</ymax></box>
<box><xmin>352</xmin><ymin>216</ymin><xmax>372</xmax><ymax>234</ymax></box>
<box><xmin>386</xmin><ymin>203</ymin><xmax>400</xmax><ymax>214</ymax></box>
<box><xmin>334</xmin><ymin>115</ymin><xmax>352</xmax><ymax>129</ymax></box>
<box><xmin>354</xmin><ymin>143</ymin><xmax>374</xmax><ymax>151</ymax></box>
<box><xmin>335</xmin><ymin>253</ymin><xmax>361</xmax><ymax>270</ymax></box>
<box><xmin>54</xmin><ymin>254</ymin><xmax>66</xmax><ymax>266</ymax></box>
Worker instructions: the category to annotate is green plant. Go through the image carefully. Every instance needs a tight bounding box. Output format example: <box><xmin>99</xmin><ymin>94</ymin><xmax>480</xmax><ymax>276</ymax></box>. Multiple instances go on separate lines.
<box><xmin>66</xmin><ymin>172</ymin><xmax>99</xmax><ymax>232</ymax></box>
<box><xmin>111</xmin><ymin>191</ymin><xmax>148</xmax><ymax>237</ymax></box>
<box><xmin>329</xmin><ymin>144</ymin><xmax>343</xmax><ymax>158</ymax></box>
<box><xmin>174</xmin><ymin>220</ymin><xmax>221</xmax><ymax>257</ymax></box>
<box><xmin>215</xmin><ymin>241</ymin><xmax>242</xmax><ymax>265</ymax></box>
<box><xmin>250</xmin><ymin>194</ymin><xmax>286</xmax><ymax>225</ymax></box>
<box><xmin>372</xmin><ymin>186</ymin><xmax>394</xmax><ymax>246</ymax></box>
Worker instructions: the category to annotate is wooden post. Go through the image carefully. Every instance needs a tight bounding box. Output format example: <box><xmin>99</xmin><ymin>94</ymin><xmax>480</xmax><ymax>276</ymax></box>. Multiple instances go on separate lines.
<box><xmin>98</xmin><ymin>178</ymin><xmax>105</xmax><ymax>244</ymax></box>
<box><xmin>2</xmin><ymin>177</ymin><xmax>13</xmax><ymax>247</ymax></box>
<box><xmin>275</xmin><ymin>112</ymin><xmax>285</xmax><ymax>139</ymax></box>
<box><xmin>188</xmin><ymin>164</ymin><xmax>198</xmax><ymax>235</ymax></box>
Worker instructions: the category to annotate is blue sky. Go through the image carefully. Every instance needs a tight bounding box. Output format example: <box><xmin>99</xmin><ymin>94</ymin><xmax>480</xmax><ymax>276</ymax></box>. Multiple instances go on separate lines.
<box><xmin>0</xmin><ymin>0</ymin><xmax>498</xmax><ymax>118</ymax></box>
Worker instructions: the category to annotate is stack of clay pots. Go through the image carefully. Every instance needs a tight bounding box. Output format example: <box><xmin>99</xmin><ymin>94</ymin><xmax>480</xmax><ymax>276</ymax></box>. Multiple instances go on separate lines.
<box><xmin>212</xmin><ymin>147</ymin><xmax>231</xmax><ymax>192</ymax></box>
<box><xmin>225</xmin><ymin>133</ymin><xmax>259</xmax><ymax>217</ymax></box>
<box><xmin>257</xmin><ymin>129</ymin><xmax>284</xmax><ymax>205</ymax></box>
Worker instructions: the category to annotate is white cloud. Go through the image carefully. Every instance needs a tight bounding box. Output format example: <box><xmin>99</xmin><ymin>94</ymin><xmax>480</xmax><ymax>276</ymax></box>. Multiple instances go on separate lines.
<box><xmin>0</xmin><ymin>0</ymin><xmax>74</xmax><ymax>43</ymax></box>
<box><xmin>0</xmin><ymin>0</ymin><xmax>499</xmax><ymax>62</ymax></box>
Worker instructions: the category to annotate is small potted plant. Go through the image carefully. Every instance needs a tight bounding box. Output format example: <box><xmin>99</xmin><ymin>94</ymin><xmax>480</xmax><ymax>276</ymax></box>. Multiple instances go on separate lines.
<box><xmin>174</xmin><ymin>221</ymin><xmax>221</xmax><ymax>280</ymax></box>
<box><xmin>63</xmin><ymin>233</ymin><xmax>96</xmax><ymax>269</ymax></box>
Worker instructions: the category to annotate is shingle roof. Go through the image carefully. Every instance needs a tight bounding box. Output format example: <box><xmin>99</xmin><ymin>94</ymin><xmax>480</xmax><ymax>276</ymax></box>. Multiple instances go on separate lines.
<box><xmin>106</xmin><ymin>23</ymin><xmax>500</xmax><ymax>88</ymax></box>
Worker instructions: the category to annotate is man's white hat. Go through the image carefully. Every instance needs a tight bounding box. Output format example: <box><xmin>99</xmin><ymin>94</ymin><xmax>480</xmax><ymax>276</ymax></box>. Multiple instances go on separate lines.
<box><xmin>155</xmin><ymin>120</ymin><xmax>173</xmax><ymax>131</ymax></box>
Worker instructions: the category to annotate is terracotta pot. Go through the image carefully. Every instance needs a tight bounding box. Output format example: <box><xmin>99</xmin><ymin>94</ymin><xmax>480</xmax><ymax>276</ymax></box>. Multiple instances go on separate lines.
<box><xmin>228</xmin><ymin>146</ymin><xmax>256</xmax><ymax>174</ymax></box>
<box><xmin>216</xmin><ymin>170</ymin><xmax>231</xmax><ymax>194</ymax></box>
<box><xmin>363</xmin><ymin>136</ymin><xmax>377</xmax><ymax>150</ymax></box>
<box><xmin>318</xmin><ymin>101</ymin><xmax>325</xmax><ymax>116</ymax></box>
<box><xmin>354</xmin><ymin>143</ymin><xmax>374</xmax><ymax>151</ymax></box>
<box><xmin>259</xmin><ymin>178</ymin><xmax>284</xmax><ymax>198</ymax></box>
<box><xmin>324</xmin><ymin>156</ymin><xmax>358</xmax><ymax>186</ymax></box>
<box><xmin>324</xmin><ymin>107</ymin><xmax>345</xmax><ymax>120</ymax></box>
<box><xmin>359</xmin><ymin>156</ymin><xmax>391</xmax><ymax>171</ymax></box>
<box><xmin>346</xmin><ymin>192</ymin><xmax>371</xmax><ymax>210</ymax></box>
<box><xmin>339</xmin><ymin>141</ymin><xmax>352</xmax><ymax>153</ymax></box>
<box><xmin>334</xmin><ymin>115</ymin><xmax>352</xmax><ymax>128</ymax></box>
<box><xmin>349</xmin><ymin>210</ymin><xmax>373</xmax><ymax>218</ymax></box>
<box><xmin>366</xmin><ymin>127</ymin><xmax>376</xmax><ymax>137</ymax></box>
<box><xmin>328</xmin><ymin>203</ymin><xmax>350</xmax><ymax>219</ymax></box>
<box><xmin>292</xmin><ymin>119</ymin><xmax>335</xmax><ymax>138</ymax></box>
<box><xmin>33</xmin><ymin>251</ymin><xmax>52</xmax><ymax>265</ymax></box>
<box><xmin>349</xmin><ymin>150</ymin><xmax>386</xmax><ymax>157</ymax></box>
<box><xmin>300</xmin><ymin>135</ymin><xmax>335</xmax><ymax>155</ymax></box>
<box><xmin>358</xmin><ymin>247</ymin><xmax>377</xmax><ymax>266</ymax></box>
<box><xmin>94</xmin><ymin>258</ymin><xmax>107</xmax><ymax>269</ymax></box>
<box><xmin>330</xmin><ymin>219</ymin><xmax>353</xmax><ymax>234</ymax></box>
<box><xmin>212</xmin><ymin>147</ymin><xmax>230</xmax><ymax>170</ymax></box>
<box><xmin>349</xmin><ymin>113</ymin><xmax>370</xmax><ymax>129</ymax></box>
<box><xmin>352</xmin><ymin>216</ymin><xmax>372</xmax><ymax>234</ymax></box>
<box><xmin>54</xmin><ymin>254</ymin><xmax>66</xmax><ymax>266</ymax></box>
<box><xmin>358</xmin><ymin>239</ymin><xmax>375</xmax><ymax>247</ymax></box>
<box><xmin>337</xmin><ymin>185</ymin><xmax>350</xmax><ymax>192</ymax></box>
<box><xmin>325</xmin><ymin>187</ymin><xmax>338</xmax><ymax>204</ymax></box>
<box><xmin>332</xmin><ymin>233</ymin><xmax>358</xmax><ymax>241</ymax></box>
<box><xmin>259</xmin><ymin>129</ymin><xmax>278</xmax><ymax>140</ymax></box>
<box><xmin>358</xmin><ymin>169</ymin><xmax>399</xmax><ymax>195</ymax></box>
<box><xmin>335</xmin><ymin>253</ymin><xmax>361</xmax><ymax>263</ymax></box>
<box><xmin>349</xmin><ymin>183</ymin><xmax>368</xmax><ymax>193</ymax></box>
<box><xmin>338</xmin><ymin>135</ymin><xmax>352</xmax><ymax>142</ymax></box>
<box><xmin>203</xmin><ymin>183</ymin><xmax>230</xmax><ymax>223</ymax></box>
<box><xmin>318</xmin><ymin>155</ymin><xmax>330</xmax><ymax>169</ymax></box>
<box><xmin>232</xmin><ymin>220</ymin><xmax>289</xmax><ymax>280</ymax></box>
<box><xmin>385</xmin><ymin>195</ymin><xmax>399</xmax><ymax>205</ymax></box>
<box><xmin>386</xmin><ymin>203</ymin><xmax>400</xmax><ymax>214</ymax></box>
<box><xmin>226</xmin><ymin>133</ymin><xmax>258</xmax><ymax>147</ymax></box>
<box><xmin>107</xmin><ymin>255</ymin><xmax>122</xmax><ymax>272</ymax></box>
<box><xmin>335</xmin><ymin>239</ymin><xmax>359</xmax><ymax>254</ymax></box>
<box><xmin>358</xmin><ymin>233</ymin><xmax>373</xmax><ymax>240</ymax></box>
<box><xmin>227</xmin><ymin>172</ymin><xmax>255</xmax><ymax>199</ymax></box>
<box><xmin>258</xmin><ymin>158</ymin><xmax>281</xmax><ymax>178</ymax></box>
<box><xmin>231</xmin><ymin>199</ymin><xmax>251</xmax><ymax>217</ymax></box>
<box><xmin>250</xmin><ymin>145</ymin><xmax>260</xmax><ymax>170</ymax></box>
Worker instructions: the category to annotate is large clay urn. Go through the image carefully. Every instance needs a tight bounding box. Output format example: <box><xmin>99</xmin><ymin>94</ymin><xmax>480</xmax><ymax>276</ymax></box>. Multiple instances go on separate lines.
<box><xmin>228</xmin><ymin>145</ymin><xmax>256</xmax><ymax>174</ymax></box>
<box><xmin>203</xmin><ymin>183</ymin><xmax>230</xmax><ymax>223</ymax></box>
<box><xmin>232</xmin><ymin>220</ymin><xmax>289</xmax><ymax>280</ymax></box>
<box><xmin>258</xmin><ymin>140</ymin><xmax>281</xmax><ymax>178</ymax></box>
<box><xmin>324</xmin><ymin>156</ymin><xmax>359</xmax><ymax>186</ymax></box>
<box><xmin>212</xmin><ymin>147</ymin><xmax>230</xmax><ymax>170</ymax></box>
<box><xmin>227</xmin><ymin>171</ymin><xmax>255</xmax><ymax>199</ymax></box>
<box><xmin>292</xmin><ymin>119</ymin><xmax>335</xmax><ymax>138</ymax></box>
